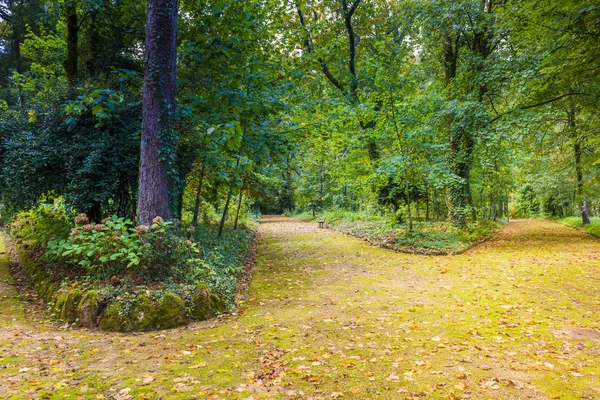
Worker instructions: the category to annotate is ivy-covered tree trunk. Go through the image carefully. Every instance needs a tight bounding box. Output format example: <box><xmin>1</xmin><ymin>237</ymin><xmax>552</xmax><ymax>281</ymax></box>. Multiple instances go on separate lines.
<box><xmin>443</xmin><ymin>33</ymin><xmax>473</xmax><ymax>227</ymax></box>
<box><xmin>137</xmin><ymin>0</ymin><xmax>178</xmax><ymax>225</ymax></box>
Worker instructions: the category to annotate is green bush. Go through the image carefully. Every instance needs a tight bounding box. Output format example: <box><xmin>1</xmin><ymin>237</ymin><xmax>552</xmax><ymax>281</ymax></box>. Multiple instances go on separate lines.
<box><xmin>8</xmin><ymin>203</ymin><xmax>71</xmax><ymax>250</ymax></box>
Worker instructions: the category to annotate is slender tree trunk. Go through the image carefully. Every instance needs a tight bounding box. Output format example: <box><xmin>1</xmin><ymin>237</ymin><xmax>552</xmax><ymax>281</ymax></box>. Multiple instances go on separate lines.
<box><xmin>234</xmin><ymin>179</ymin><xmax>245</xmax><ymax>230</ymax></box>
<box><xmin>218</xmin><ymin>159</ymin><xmax>240</xmax><ymax>237</ymax></box>
<box><xmin>192</xmin><ymin>163</ymin><xmax>206</xmax><ymax>225</ymax></box>
<box><xmin>218</xmin><ymin>185</ymin><xmax>234</xmax><ymax>237</ymax></box>
<box><xmin>137</xmin><ymin>0</ymin><xmax>178</xmax><ymax>225</ymax></box>
<box><xmin>406</xmin><ymin>182</ymin><xmax>413</xmax><ymax>232</ymax></box>
<box><xmin>433</xmin><ymin>188</ymin><xmax>438</xmax><ymax>220</ymax></box>
<box><xmin>569</xmin><ymin>109</ymin><xmax>583</xmax><ymax>199</ymax></box>
<box><xmin>425</xmin><ymin>188</ymin><xmax>430</xmax><ymax>221</ymax></box>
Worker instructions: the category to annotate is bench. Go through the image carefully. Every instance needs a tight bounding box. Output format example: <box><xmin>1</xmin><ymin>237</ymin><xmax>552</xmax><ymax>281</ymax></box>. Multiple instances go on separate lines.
<box><xmin>318</xmin><ymin>216</ymin><xmax>326</xmax><ymax>228</ymax></box>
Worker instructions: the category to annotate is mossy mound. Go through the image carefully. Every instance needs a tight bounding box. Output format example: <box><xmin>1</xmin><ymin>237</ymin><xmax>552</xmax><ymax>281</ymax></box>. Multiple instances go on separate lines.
<box><xmin>192</xmin><ymin>282</ymin><xmax>227</xmax><ymax>321</ymax></box>
<box><xmin>77</xmin><ymin>290</ymin><xmax>100</xmax><ymax>328</ymax></box>
<box><xmin>128</xmin><ymin>295</ymin><xmax>157</xmax><ymax>331</ymax></box>
<box><xmin>98</xmin><ymin>295</ymin><xmax>160</xmax><ymax>332</ymax></box>
<box><xmin>52</xmin><ymin>288</ymin><xmax>82</xmax><ymax>323</ymax></box>
<box><xmin>154</xmin><ymin>293</ymin><xmax>187</xmax><ymax>329</ymax></box>
<box><xmin>98</xmin><ymin>301</ymin><xmax>127</xmax><ymax>331</ymax></box>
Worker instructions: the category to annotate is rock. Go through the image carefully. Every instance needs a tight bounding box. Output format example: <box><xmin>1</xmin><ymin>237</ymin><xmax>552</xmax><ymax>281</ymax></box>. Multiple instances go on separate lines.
<box><xmin>192</xmin><ymin>282</ymin><xmax>227</xmax><ymax>321</ymax></box>
<box><xmin>44</xmin><ymin>282</ymin><xmax>56</xmax><ymax>303</ymax></box>
<box><xmin>99</xmin><ymin>295</ymin><xmax>158</xmax><ymax>332</ymax></box>
<box><xmin>52</xmin><ymin>288</ymin><xmax>82</xmax><ymax>323</ymax></box>
<box><xmin>154</xmin><ymin>293</ymin><xmax>186</xmax><ymax>329</ymax></box>
<box><xmin>77</xmin><ymin>290</ymin><xmax>100</xmax><ymax>328</ymax></box>
<box><xmin>99</xmin><ymin>302</ymin><xmax>127</xmax><ymax>332</ymax></box>
<box><xmin>128</xmin><ymin>295</ymin><xmax>156</xmax><ymax>331</ymax></box>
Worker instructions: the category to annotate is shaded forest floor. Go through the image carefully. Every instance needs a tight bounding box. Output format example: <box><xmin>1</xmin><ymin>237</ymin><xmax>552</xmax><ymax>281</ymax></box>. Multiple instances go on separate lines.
<box><xmin>1</xmin><ymin>218</ymin><xmax>599</xmax><ymax>399</ymax></box>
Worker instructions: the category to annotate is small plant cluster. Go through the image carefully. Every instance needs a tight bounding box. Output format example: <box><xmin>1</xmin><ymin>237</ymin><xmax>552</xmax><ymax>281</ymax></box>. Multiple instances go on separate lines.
<box><xmin>46</xmin><ymin>213</ymin><xmax>205</xmax><ymax>279</ymax></box>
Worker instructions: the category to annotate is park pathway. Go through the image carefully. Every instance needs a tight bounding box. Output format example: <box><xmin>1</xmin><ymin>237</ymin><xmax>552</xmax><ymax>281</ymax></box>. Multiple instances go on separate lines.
<box><xmin>0</xmin><ymin>218</ymin><xmax>599</xmax><ymax>399</ymax></box>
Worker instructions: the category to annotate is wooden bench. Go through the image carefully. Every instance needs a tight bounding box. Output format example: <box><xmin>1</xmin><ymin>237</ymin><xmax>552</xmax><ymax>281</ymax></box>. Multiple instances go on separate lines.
<box><xmin>318</xmin><ymin>216</ymin><xmax>326</xmax><ymax>228</ymax></box>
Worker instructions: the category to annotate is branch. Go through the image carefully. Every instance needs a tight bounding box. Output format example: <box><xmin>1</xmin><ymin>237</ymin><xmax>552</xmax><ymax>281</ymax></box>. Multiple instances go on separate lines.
<box><xmin>347</xmin><ymin>0</ymin><xmax>361</xmax><ymax>18</ymax></box>
<box><xmin>520</xmin><ymin>92</ymin><xmax>584</xmax><ymax>110</ymax></box>
<box><xmin>490</xmin><ymin>92</ymin><xmax>585</xmax><ymax>123</ymax></box>
<box><xmin>342</xmin><ymin>0</ymin><xmax>360</xmax><ymax>101</ymax></box>
<box><xmin>296</xmin><ymin>4</ymin><xmax>345</xmax><ymax>92</ymax></box>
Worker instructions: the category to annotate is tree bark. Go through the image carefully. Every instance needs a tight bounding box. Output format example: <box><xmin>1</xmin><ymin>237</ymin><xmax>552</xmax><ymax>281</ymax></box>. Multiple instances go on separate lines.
<box><xmin>568</xmin><ymin>109</ymin><xmax>583</xmax><ymax>198</ymax></box>
<box><xmin>581</xmin><ymin>201</ymin><xmax>590</xmax><ymax>225</ymax></box>
<box><xmin>218</xmin><ymin>185</ymin><xmax>234</xmax><ymax>237</ymax></box>
<box><xmin>137</xmin><ymin>0</ymin><xmax>178</xmax><ymax>225</ymax></box>
<box><xmin>191</xmin><ymin>163</ymin><xmax>206</xmax><ymax>225</ymax></box>
<box><xmin>233</xmin><ymin>179</ymin><xmax>245</xmax><ymax>230</ymax></box>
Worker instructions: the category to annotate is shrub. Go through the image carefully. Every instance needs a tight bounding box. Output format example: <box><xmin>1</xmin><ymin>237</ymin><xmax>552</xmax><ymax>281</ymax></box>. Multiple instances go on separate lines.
<box><xmin>47</xmin><ymin>216</ymin><xmax>144</xmax><ymax>276</ymax></box>
<box><xmin>46</xmin><ymin>214</ymin><xmax>203</xmax><ymax>279</ymax></box>
<box><xmin>8</xmin><ymin>203</ymin><xmax>71</xmax><ymax>250</ymax></box>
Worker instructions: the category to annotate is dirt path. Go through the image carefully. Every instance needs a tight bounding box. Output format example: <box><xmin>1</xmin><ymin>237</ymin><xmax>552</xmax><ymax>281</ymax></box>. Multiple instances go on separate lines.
<box><xmin>0</xmin><ymin>218</ymin><xmax>599</xmax><ymax>399</ymax></box>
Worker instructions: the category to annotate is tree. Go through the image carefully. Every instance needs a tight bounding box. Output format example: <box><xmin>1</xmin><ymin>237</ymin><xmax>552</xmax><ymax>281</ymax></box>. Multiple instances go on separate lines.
<box><xmin>137</xmin><ymin>0</ymin><xmax>178</xmax><ymax>225</ymax></box>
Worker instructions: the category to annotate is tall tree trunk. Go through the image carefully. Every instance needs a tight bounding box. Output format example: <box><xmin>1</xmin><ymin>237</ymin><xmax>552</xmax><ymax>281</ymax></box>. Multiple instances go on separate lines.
<box><xmin>63</xmin><ymin>2</ymin><xmax>78</xmax><ymax>88</ymax></box>
<box><xmin>234</xmin><ymin>179</ymin><xmax>245</xmax><ymax>230</ymax></box>
<box><xmin>406</xmin><ymin>182</ymin><xmax>413</xmax><ymax>231</ymax></box>
<box><xmin>191</xmin><ymin>163</ymin><xmax>206</xmax><ymax>225</ymax></box>
<box><xmin>218</xmin><ymin>185</ymin><xmax>234</xmax><ymax>237</ymax></box>
<box><xmin>137</xmin><ymin>0</ymin><xmax>178</xmax><ymax>225</ymax></box>
<box><xmin>581</xmin><ymin>201</ymin><xmax>590</xmax><ymax>225</ymax></box>
<box><xmin>425</xmin><ymin>188</ymin><xmax>430</xmax><ymax>221</ymax></box>
<box><xmin>218</xmin><ymin>159</ymin><xmax>240</xmax><ymax>237</ymax></box>
<box><xmin>568</xmin><ymin>109</ymin><xmax>583</xmax><ymax>198</ymax></box>
<box><xmin>448</xmin><ymin>127</ymin><xmax>474</xmax><ymax>227</ymax></box>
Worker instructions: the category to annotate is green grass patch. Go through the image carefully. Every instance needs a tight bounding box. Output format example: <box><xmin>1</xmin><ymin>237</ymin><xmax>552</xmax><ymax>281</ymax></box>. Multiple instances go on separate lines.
<box><xmin>295</xmin><ymin>210</ymin><xmax>504</xmax><ymax>253</ymax></box>
<box><xmin>556</xmin><ymin>216</ymin><xmax>600</xmax><ymax>238</ymax></box>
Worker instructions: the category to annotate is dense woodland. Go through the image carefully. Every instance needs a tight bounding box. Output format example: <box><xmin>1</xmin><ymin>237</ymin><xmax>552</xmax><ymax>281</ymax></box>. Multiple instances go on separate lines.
<box><xmin>1</xmin><ymin>1</ymin><xmax>600</xmax><ymax>396</ymax></box>
<box><xmin>0</xmin><ymin>0</ymin><xmax>598</xmax><ymax>229</ymax></box>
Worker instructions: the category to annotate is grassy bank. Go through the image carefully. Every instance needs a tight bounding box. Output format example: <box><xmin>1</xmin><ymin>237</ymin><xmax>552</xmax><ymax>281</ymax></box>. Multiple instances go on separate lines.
<box><xmin>556</xmin><ymin>216</ymin><xmax>600</xmax><ymax>238</ymax></box>
<box><xmin>294</xmin><ymin>210</ymin><xmax>505</xmax><ymax>254</ymax></box>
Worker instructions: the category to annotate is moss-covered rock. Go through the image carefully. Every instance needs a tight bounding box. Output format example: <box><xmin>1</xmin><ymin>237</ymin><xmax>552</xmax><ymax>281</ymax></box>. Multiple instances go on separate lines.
<box><xmin>192</xmin><ymin>283</ymin><xmax>227</xmax><ymax>321</ymax></box>
<box><xmin>43</xmin><ymin>282</ymin><xmax>56</xmax><ymax>303</ymax></box>
<box><xmin>99</xmin><ymin>301</ymin><xmax>127</xmax><ymax>331</ymax></box>
<box><xmin>98</xmin><ymin>295</ymin><xmax>159</xmax><ymax>332</ymax></box>
<box><xmin>210</xmin><ymin>293</ymin><xmax>227</xmax><ymax>314</ymax></box>
<box><xmin>77</xmin><ymin>290</ymin><xmax>100</xmax><ymax>328</ymax></box>
<box><xmin>52</xmin><ymin>288</ymin><xmax>82</xmax><ymax>323</ymax></box>
<box><xmin>128</xmin><ymin>295</ymin><xmax>156</xmax><ymax>331</ymax></box>
<box><xmin>154</xmin><ymin>293</ymin><xmax>186</xmax><ymax>329</ymax></box>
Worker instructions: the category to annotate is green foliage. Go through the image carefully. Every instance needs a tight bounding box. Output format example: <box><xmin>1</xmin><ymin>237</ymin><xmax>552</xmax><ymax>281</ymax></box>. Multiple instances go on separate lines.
<box><xmin>45</xmin><ymin>215</ymin><xmax>203</xmax><ymax>279</ymax></box>
<box><xmin>8</xmin><ymin>203</ymin><xmax>71</xmax><ymax>251</ymax></box>
<box><xmin>46</xmin><ymin>216</ymin><xmax>145</xmax><ymax>275</ymax></box>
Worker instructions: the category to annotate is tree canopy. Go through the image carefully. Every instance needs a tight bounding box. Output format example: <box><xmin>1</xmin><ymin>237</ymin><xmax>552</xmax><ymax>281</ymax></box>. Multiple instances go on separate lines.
<box><xmin>0</xmin><ymin>0</ymin><xmax>598</xmax><ymax>227</ymax></box>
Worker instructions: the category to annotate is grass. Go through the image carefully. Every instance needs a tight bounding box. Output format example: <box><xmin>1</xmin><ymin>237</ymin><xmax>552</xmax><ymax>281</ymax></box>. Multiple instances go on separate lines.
<box><xmin>295</xmin><ymin>210</ymin><xmax>504</xmax><ymax>254</ymax></box>
<box><xmin>1</xmin><ymin>217</ymin><xmax>599</xmax><ymax>399</ymax></box>
<box><xmin>556</xmin><ymin>216</ymin><xmax>600</xmax><ymax>238</ymax></box>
